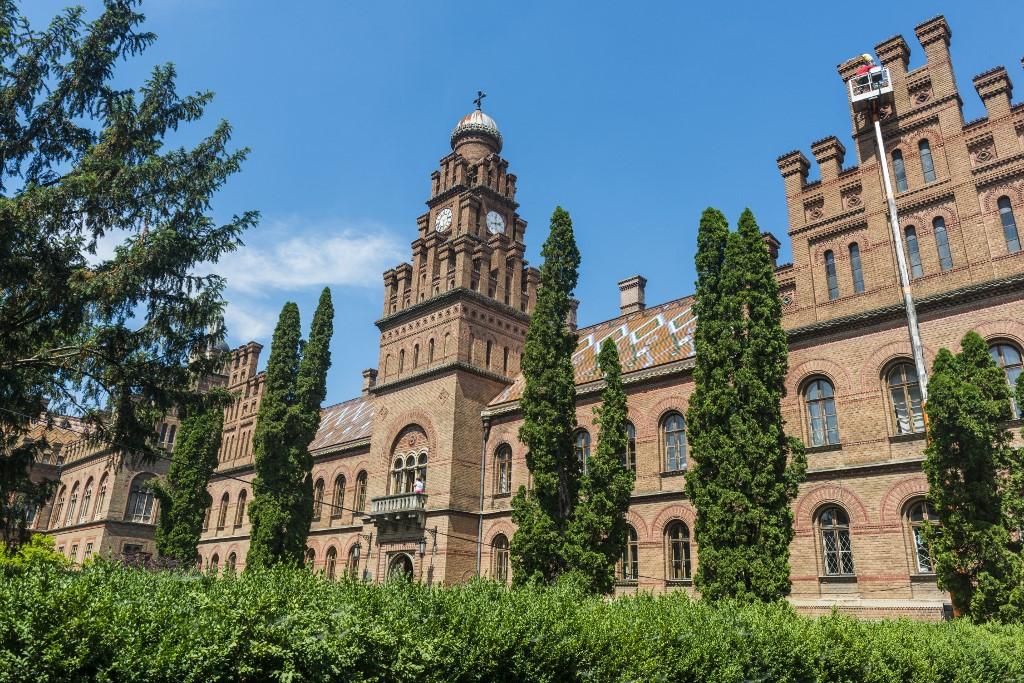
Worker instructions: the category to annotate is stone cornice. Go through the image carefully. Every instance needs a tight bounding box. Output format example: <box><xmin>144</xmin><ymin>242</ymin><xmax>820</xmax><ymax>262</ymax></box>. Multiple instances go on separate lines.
<box><xmin>310</xmin><ymin>437</ymin><xmax>371</xmax><ymax>459</ymax></box>
<box><xmin>972</xmin><ymin>151</ymin><xmax>1024</xmax><ymax>186</ymax></box>
<box><xmin>482</xmin><ymin>358</ymin><xmax>695</xmax><ymax>419</ymax></box>
<box><xmin>375</xmin><ymin>286</ymin><xmax>531</xmax><ymax>330</ymax></box>
<box><xmin>790</xmin><ymin>206</ymin><xmax>865</xmax><ymax>237</ymax></box>
<box><xmin>787</xmin><ymin>273</ymin><xmax>1024</xmax><ymax>344</ymax></box>
<box><xmin>371</xmin><ymin>360</ymin><xmax>512</xmax><ymax>395</ymax></box>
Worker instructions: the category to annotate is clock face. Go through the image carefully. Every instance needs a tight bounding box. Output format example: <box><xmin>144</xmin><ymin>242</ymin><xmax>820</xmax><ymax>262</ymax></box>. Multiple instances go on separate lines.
<box><xmin>486</xmin><ymin>211</ymin><xmax>505</xmax><ymax>235</ymax></box>
<box><xmin>434</xmin><ymin>207</ymin><xmax>453</xmax><ymax>232</ymax></box>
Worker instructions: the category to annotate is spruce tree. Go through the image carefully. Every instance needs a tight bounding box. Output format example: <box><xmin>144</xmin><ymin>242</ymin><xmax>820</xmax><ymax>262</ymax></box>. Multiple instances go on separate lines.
<box><xmin>0</xmin><ymin>0</ymin><xmax>254</xmax><ymax>549</ymax></box>
<box><xmin>151</xmin><ymin>396</ymin><xmax>226</xmax><ymax>565</ymax></box>
<box><xmin>685</xmin><ymin>208</ymin><xmax>806</xmax><ymax>602</ymax></box>
<box><xmin>568</xmin><ymin>338</ymin><xmax>635</xmax><ymax>593</ymax></box>
<box><xmin>510</xmin><ymin>206</ymin><xmax>581</xmax><ymax>585</ymax></box>
<box><xmin>246</xmin><ymin>302</ymin><xmax>304</xmax><ymax>568</ymax></box>
<box><xmin>923</xmin><ymin>331</ymin><xmax>1024</xmax><ymax>623</ymax></box>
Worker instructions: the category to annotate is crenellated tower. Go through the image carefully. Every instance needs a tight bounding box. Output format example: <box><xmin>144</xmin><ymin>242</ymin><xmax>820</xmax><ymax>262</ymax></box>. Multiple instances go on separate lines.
<box><xmin>366</xmin><ymin>102</ymin><xmax>539</xmax><ymax>585</ymax></box>
<box><xmin>377</xmin><ymin>105</ymin><xmax>538</xmax><ymax>385</ymax></box>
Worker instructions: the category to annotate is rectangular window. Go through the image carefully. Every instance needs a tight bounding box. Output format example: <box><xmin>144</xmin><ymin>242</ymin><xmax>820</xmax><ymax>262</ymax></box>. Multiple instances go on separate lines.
<box><xmin>892</xmin><ymin>151</ymin><xmax>908</xmax><ymax>192</ymax></box>
<box><xmin>824</xmin><ymin>251</ymin><xmax>839</xmax><ymax>300</ymax></box>
<box><xmin>905</xmin><ymin>227</ymin><xmax>923</xmax><ymax>278</ymax></box>
<box><xmin>848</xmin><ymin>243</ymin><xmax>864</xmax><ymax>293</ymax></box>
<box><xmin>933</xmin><ymin>217</ymin><xmax>953</xmax><ymax>271</ymax></box>
<box><xmin>70</xmin><ymin>544</ymin><xmax>78</xmax><ymax>561</ymax></box>
<box><xmin>919</xmin><ymin>140</ymin><xmax>935</xmax><ymax>183</ymax></box>
<box><xmin>999</xmin><ymin>196</ymin><xmax>1021</xmax><ymax>253</ymax></box>
<box><xmin>84</xmin><ymin>542</ymin><xmax>94</xmax><ymax>560</ymax></box>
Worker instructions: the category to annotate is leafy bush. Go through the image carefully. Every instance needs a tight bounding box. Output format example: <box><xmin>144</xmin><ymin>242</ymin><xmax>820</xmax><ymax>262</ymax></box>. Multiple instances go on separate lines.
<box><xmin>1</xmin><ymin>561</ymin><xmax>1023</xmax><ymax>682</ymax></box>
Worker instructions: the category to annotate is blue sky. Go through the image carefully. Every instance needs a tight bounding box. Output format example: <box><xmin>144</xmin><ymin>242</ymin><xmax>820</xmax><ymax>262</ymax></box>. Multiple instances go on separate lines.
<box><xmin>26</xmin><ymin>0</ymin><xmax>1024</xmax><ymax>404</ymax></box>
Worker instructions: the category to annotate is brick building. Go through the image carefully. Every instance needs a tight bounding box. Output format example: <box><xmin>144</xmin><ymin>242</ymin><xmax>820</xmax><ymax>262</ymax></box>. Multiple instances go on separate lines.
<box><xmin>36</xmin><ymin>15</ymin><xmax>1024</xmax><ymax>620</ymax></box>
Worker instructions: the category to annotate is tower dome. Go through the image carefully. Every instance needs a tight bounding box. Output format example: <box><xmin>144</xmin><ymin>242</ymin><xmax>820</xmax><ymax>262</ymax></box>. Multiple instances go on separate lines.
<box><xmin>450</xmin><ymin>109</ymin><xmax>502</xmax><ymax>156</ymax></box>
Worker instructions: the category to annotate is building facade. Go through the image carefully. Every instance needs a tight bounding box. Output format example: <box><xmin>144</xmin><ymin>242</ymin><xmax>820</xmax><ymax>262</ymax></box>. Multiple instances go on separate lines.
<box><xmin>37</xmin><ymin>16</ymin><xmax>1024</xmax><ymax>620</ymax></box>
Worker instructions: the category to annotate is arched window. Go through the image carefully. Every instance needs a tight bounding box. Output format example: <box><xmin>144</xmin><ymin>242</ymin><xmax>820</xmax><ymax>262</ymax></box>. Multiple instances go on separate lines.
<box><xmin>492</xmin><ymin>534</ymin><xmax>510</xmax><ymax>582</ymax></box>
<box><xmin>932</xmin><ymin>217</ymin><xmax>953</xmax><ymax>271</ymax></box>
<box><xmin>388</xmin><ymin>553</ymin><xmax>414</xmax><ymax>580</ymax></box>
<box><xmin>620</xmin><ymin>525</ymin><xmax>639</xmax><ymax>581</ymax></box>
<box><xmin>354</xmin><ymin>471</ymin><xmax>368</xmax><ymax>512</ymax></box>
<box><xmin>78</xmin><ymin>478</ymin><xmax>94</xmax><ymax>524</ymax></box>
<box><xmin>347</xmin><ymin>544</ymin><xmax>361</xmax><ymax>577</ymax></box>
<box><xmin>202</xmin><ymin>504</ymin><xmax>212</xmax><ymax>531</ymax></box>
<box><xmin>234</xmin><ymin>489</ymin><xmax>247</xmax><ymax>527</ymax></box>
<box><xmin>485</xmin><ymin>340</ymin><xmax>493</xmax><ymax>369</ymax></box>
<box><xmin>907</xmin><ymin>500</ymin><xmax>938</xmax><ymax>574</ymax></box>
<box><xmin>209</xmin><ymin>553</ymin><xmax>219</xmax><ymax>573</ymax></box>
<box><xmin>413</xmin><ymin>344</ymin><xmax>419</xmax><ymax>369</ymax></box>
<box><xmin>312</xmin><ymin>478</ymin><xmax>325</xmax><ymax>520</ymax></box>
<box><xmin>998</xmin><ymin>196</ymin><xmax>1021</xmax><ymax>253</ymax></box>
<box><xmin>391</xmin><ymin>455</ymin><xmax>417</xmax><ymax>494</ymax></box>
<box><xmin>662</xmin><ymin>413</ymin><xmax>687</xmax><ymax>472</ymax></box>
<box><xmin>495</xmin><ymin>444</ymin><xmax>512</xmax><ymax>494</ymax></box>
<box><xmin>216</xmin><ymin>492</ymin><xmax>230</xmax><ymax>529</ymax></box>
<box><xmin>126</xmin><ymin>474</ymin><xmax>157</xmax><ymax>523</ymax></box>
<box><xmin>888</xmin><ymin>363</ymin><xmax>924</xmax><ymax>434</ymax></box>
<box><xmin>64</xmin><ymin>482</ymin><xmax>79</xmax><ymax>526</ymax></box>
<box><xmin>919</xmin><ymin>139</ymin><xmax>935</xmax><ymax>183</ymax></box>
<box><xmin>398</xmin><ymin>349</ymin><xmax>405</xmax><ymax>374</ymax></box>
<box><xmin>304</xmin><ymin>548</ymin><xmax>315</xmax><ymax>568</ymax></box>
<box><xmin>989</xmin><ymin>342</ymin><xmax>1023</xmax><ymax>418</ymax></box>
<box><xmin>331</xmin><ymin>475</ymin><xmax>346</xmax><ymax>519</ymax></box>
<box><xmin>824</xmin><ymin>250</ymin><xmax>839</xmax><ymax>300</ymax></box>
<box><xmin>904</xmin><ymin>226</ymin><xmax>923</xmax><ymax>278</ymax></box>
<box><xmin>666</xmin><ymin>521</ymin><xmax>692</xmax><ymax>581</ymax></box>
<box><xmin>818</xmin><ymin>506</ymin><xmax>854</xmax><ymax>575</ymax></box>
<box><xmin>325</xmin><ymin>547</ymin><xmax>338</xmax><ymax>580</ymax></box>
<box><xmin>574</xmin><ymin>430</ymin><xmax>591</xmax><ymax>473</ymax></box>
<box><xmin>848</xmin><ymin>243</ymin><xmax>864</xmax><ymax>293</ymax></box>
<box><xmin>51</xmin><ymin>486</ymin><xmax>66</xmax><ymax>529</ymax></box>
<box><xmin>226</xmin><ymin>552</ymin><xmax>237</xmax><ymax>572</ymax></box>
<box><xmin>390</xmin><ymin>426</ymin><xmax>428</xmax><ymax>494</ymax></box>
<box><xmin>94</xmin><ymin>474</ymin><xmax>108</xmax><ymax>521</ymax></box>
<box><xmin>804</xmin><ymin>378</ymin><xmax>839</xmax><ymax>447</ymax></box>
<box><xmin>503</xmin><ymin>347</ymin><xmax>510</xmax><ymax>374</ymax></box>
<box><xmin>623</xmin><ymin>422</ymin><xmax>637</xmax><ymax>473</ymax></box>
<box><xmin>892</xmin><ymin>150</ymin><xmax>908</xmax><ymax>192</ymax></box>
<box><xmin>428</xmin><ymin>338</ymin><xmax>435</xmax><ymax>364</ymax></box>
<box><xmin>443</xmin><ymin>333</ymin><xmax>451</xmax><ymax>359</ymax></box>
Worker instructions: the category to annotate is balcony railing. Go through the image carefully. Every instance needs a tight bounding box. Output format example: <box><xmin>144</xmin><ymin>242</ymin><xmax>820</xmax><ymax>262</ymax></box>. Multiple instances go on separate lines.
<box><xmin>368</xmin><ymin>492</ymin><xmax>427</xmax><ymax>526</ymax></box>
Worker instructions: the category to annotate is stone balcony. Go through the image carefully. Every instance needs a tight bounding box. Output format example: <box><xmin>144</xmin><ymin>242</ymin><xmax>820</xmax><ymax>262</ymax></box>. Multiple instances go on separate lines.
<box><xmin>366</xmin><ymin>492</ymin><xmax>427</xmax><ymax>529</ymax></box>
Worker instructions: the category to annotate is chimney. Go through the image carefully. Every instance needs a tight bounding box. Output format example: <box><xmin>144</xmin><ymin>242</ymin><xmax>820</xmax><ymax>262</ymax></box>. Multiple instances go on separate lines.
<box><xmin>618</xmin><ymin>275</ymin><xmax>647</xmax><ymax>315</ymax></box>
<box><xmin>361</xmin><ymin>368</ymin><xmax>378</xmax><ymax>394</ymax></box>
<box><xmin>567</xmin><ymin>298</ymin><xmax>580</xmax><ymax>332</ymax></box>
<box><xmin>762</xmin><ymin>232</ymin><xmax>781</xmax><ymax>269</ymax></box>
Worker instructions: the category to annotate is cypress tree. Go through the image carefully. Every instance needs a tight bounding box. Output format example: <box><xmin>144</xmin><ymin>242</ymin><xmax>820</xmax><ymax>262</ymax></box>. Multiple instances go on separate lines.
<box><xmin>511</xmin><ymin>206</ymin><xmax>581</xmax><ymax>585</ymax></box>
<box><xmin>285</xmin><ymin>287</ymin><xmax>334</xmax><ymax>554</ymax></box>
<box><xmin>151</xmin><ymin>396</ymin><xmax>226</xmax><ymax>565</ymax></box>
<box><xmin>568</xmin><ymin>338</ymin><xmax>634</xmax><ymax>593</ymax></box>
<box><xmin>246</xmin><ymin>302</ymin><xmax>304</xmax><ymax>568</ymax></box>
<box><xmin>923</xmin><ymin>331</ymin><xmax>1024</xmax><ymax>622</ymax></box>
<box><xmin>685</xmin><ymin>208</ymin><xmax>806</xmax><ymax>602</ymax></box>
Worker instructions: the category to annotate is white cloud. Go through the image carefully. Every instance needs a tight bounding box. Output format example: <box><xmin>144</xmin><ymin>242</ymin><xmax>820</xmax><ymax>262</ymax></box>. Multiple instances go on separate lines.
<box><xmin>216</xmin><ymin>219</ymin><xmax>403</xmax><ymax>295</ymax></box>
<box><xmin>223</xmin><ymin>303</ymin><xmax>275</xmax><ymax>342</ymax></box>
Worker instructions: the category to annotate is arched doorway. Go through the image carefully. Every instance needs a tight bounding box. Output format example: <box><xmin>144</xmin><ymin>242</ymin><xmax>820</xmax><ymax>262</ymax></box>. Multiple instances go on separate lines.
<box><xmin>388</xmin><ymin>553</ymin><xmax>414</xmax><ymax>580</ymax></box>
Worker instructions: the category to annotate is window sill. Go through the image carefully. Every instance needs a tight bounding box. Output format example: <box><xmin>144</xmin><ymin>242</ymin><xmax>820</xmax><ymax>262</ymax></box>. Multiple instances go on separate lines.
<box><xmin>493</xmin><ymin>492</ymin><xmax>512</xmax><ymax>499</ymax></box>
<box><xmin>909</xmin><ymin>572</ymin><xmax>937</xmax><ymax>582</ymax></box>
<box><xmin>660</xmin><ymin>469</ymin><xmax>687</xmax><ymax>478</ymax></box>
<box><xmin>888</xmin><ymin>432</ymin><xmax>925</xmax><ymax>444</ymax></box>
<box><xmin>615</xmin><ymin>579</ymin><xmax>639</xmax><ymax>587</ymax></box>
<box><xmin>805</xmin><ymin>443</ymin><xmax>842</xmax><ymax>454</ymax></box>
<box><xmin>818</xmin><ymin>574</ymin><xmax>858</xmax><ymax>583</ymax></box>
<box><xmin>665</xmin><ymin>578</ymin><xmax>693</xmax><ymax>586</ymax></box>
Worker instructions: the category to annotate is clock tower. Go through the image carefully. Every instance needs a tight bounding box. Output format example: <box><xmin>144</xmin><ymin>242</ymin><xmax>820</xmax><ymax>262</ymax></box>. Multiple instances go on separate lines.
<box><xmin>366</xmin><ymin>103</ymin><xmax>538</xmax><ymax>584</ymax></box>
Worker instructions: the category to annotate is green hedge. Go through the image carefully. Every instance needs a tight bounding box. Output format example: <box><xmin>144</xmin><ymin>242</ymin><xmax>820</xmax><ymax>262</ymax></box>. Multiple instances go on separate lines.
<box><xmin>1</xmin><ymin>562</ymin><xmax>1023</xmax><ymax>682</ymax></box>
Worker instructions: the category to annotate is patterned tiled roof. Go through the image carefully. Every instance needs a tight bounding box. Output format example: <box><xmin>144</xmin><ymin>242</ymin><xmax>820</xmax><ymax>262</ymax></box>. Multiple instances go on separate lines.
<box><xmin>490</xmin><ymin>295</ymin><xmax>697</xmax><ymax>405</ymax></box>
<box><xmin>309</xmin><ymin>394</ymin><xmax>374</xmax><ymax>452</ymax></box>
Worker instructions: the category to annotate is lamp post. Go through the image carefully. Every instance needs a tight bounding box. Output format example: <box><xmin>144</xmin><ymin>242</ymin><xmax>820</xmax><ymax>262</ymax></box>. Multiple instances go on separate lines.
<box><xmin>354</xmin><ymin>531</ymin><xmax>373</xmax><ymax>582</ymax></box>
